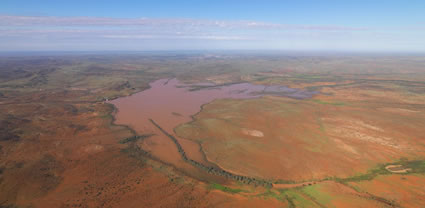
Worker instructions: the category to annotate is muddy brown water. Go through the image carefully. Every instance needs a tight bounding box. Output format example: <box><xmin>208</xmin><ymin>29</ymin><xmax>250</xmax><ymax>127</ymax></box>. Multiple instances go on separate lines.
<box><xmin>109</xmin><ymin>78</ymin><xmax>316</xmax><ymax>181</ymax></box>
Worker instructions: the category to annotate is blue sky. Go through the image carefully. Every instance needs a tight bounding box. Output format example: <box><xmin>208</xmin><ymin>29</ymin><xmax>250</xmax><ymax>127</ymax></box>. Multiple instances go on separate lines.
<box><xmin>1</xmin><ymin>0</ymin><xmax>424</xmax><ymax>51</ymax></box>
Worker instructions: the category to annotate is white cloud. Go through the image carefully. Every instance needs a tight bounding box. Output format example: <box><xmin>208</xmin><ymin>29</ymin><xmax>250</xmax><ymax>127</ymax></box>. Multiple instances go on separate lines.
<box><xmin>0</xmin><ymin>15</ymin><xmax>423</xmax><ymax>51</ymax></box>
<box><xmin>0</xmin><ymin>15</ymin><xmax>366</xmax><ymax>31</ymax></box>
<box><xmin>102</xmin><ymin>35</ymin><xmax>249</xmax><ymax>40</ymax></box>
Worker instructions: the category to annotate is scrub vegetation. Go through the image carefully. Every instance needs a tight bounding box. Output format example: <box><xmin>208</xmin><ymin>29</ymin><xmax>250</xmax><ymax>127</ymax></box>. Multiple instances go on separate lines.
<box><xmin>1</xmin><ymin>53</ymin><xmax>425</xmax><ymax>207</ymax></box>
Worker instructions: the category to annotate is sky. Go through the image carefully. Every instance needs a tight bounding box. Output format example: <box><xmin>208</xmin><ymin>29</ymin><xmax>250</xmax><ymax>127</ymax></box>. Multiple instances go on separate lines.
<box><xmin>0</xmin><ymin>0</ymin><xmax>424</xmax><ymax>52</ymax></box>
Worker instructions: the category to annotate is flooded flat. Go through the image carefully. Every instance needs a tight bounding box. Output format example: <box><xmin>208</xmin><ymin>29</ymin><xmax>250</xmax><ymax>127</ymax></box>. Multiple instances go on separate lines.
<box><xmin>111</xmin><ymin>78</ymin><xmax>315</xmax><ymax>131</ymax></box>
<box><xmin>109</xmin><ymin>78</ymin><xmax>316</xmax><ymax>178</ymax></box>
